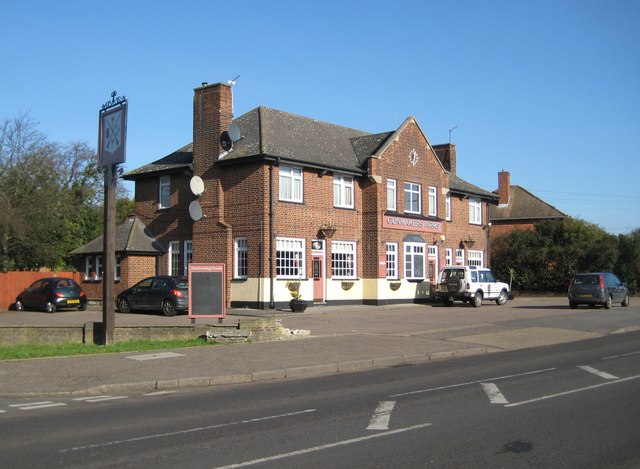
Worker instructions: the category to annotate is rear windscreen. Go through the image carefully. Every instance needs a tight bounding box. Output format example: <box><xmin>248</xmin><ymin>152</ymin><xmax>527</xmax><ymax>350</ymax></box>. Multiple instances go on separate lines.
<box><xmin>574</xmin><ymin>275</ymin><xmax>599</xmax><ymax>285</ymax></box>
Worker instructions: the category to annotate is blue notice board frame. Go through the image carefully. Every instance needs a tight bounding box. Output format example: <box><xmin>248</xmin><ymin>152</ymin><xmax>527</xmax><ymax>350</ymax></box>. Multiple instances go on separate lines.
<box><xmin>188</xmin><ymin>263</ymin><xmax>226</xmax><ymax>319</ymax></box>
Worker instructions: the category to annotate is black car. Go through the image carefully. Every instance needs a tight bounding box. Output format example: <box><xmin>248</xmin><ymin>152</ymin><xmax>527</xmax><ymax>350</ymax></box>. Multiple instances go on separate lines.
<box><xmin>15</xmin><ymin>277</ymin><xmax>87</xmax><ymax>313</ymax></box>
<box><xmin>116</xmin><ymin>276</ymin><xmax>189</xmax><ymax>317</ymax></box>
<box><xmin>568</xmin><ymin>272</ymin><xmax>630</xmax><ymax>309</ymax></box>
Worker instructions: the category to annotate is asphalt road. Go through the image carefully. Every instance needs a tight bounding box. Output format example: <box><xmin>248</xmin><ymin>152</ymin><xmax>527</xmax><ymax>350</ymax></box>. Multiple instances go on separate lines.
<box><xmin>3</xmin><ymin>331</ymin><xmax>640</xmax><ymax>468</ymax></box>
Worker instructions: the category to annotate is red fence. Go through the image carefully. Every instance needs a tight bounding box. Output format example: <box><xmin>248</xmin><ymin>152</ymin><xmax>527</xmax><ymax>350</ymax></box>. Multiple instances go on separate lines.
<box><xmin>0</xmin><ymin>271</ymin><xmax>84</xmax><ymax>311</ymax></box>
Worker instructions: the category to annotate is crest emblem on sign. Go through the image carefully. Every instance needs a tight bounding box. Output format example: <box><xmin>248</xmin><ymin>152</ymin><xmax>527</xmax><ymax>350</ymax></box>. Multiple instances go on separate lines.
<box><xmin>104</xmin><ymin>110</ymin><xmax>122</xmax><ymax>154</ymax></box>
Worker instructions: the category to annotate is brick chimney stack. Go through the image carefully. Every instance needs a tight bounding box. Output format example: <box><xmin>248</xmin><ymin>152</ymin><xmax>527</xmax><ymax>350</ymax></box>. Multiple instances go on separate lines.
<box><xmin>498</xmin><ymin>170</ymin><xmax>511</xmax><ymax>205</ymax></box>
<box><xmin>432</xmin><ymin>143</ymin><xmax>456</xmax><ymax>175</ymax></box>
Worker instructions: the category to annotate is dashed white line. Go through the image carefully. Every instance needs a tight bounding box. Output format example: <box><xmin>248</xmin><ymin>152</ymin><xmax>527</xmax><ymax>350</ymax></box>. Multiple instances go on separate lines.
<box><xmin>602</xmin><ymin>350</ymin><xmax>640</xmax><ymax>360</ymax></box>
<box><xmin>367</xmin><ymin>401</ymin><xmax>396</xmax><ymax>430</ymax></box>
<box><xmin>144</xmin><ymin>391</ymin><xmax>177</xmax><ymax>396</ymax></box>
<box><xmin>9</xmin><ymin>402</ymin><xmax>67</xmax><ymax>410</ymax></box>
<box><xmin>126</xmin><ymin>352</ymin><xmax>185</xmax><ymax>361</ymax></box>
<box><xmin>578</xmin><ymin>365</ymin><xmax>619</xmax><ymax>380</ymax></box>
<box><xmin>74</xmin><ymin>396</ymin><xmax>128</xmax><ymax>403</ymax></box>
<box><xmin>481</xmin><ymin>383</ymin><xmax>509</xmax><ymax>404</ymax></box>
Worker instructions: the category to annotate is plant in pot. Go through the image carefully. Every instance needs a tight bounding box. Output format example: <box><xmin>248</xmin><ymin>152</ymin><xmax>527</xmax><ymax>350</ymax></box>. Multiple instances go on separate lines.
<box><xmin>286</xmin><ymin>281</ymin><xmax>308</xmax><ymax>313</ymax></box>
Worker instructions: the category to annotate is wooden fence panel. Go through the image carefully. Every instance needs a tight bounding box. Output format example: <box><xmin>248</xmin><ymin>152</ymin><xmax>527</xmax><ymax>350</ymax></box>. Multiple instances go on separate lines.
<box><xmin>0</xmin><ymin>271</ymin><xmax>84</xmax><ymax>310</ymax></box>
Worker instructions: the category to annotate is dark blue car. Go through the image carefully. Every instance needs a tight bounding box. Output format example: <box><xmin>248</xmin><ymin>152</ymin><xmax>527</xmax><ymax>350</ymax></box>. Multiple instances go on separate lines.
<box><xmin>15</xmin><ymin>277</ymin><xmax>87</xmax><ymax>313</ymax></box>
<box><xmin>116</xmin><ymin>276</ymin><xmax>189</xmax><ymax>317</ymax></box>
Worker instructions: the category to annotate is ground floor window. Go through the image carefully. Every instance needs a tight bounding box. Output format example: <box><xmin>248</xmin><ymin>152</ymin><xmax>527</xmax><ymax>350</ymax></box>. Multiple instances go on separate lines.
<box><xmin>446</xmin><ymin>248</ymin><xmax>453</xmax><ymax>266</ymax></box>
<box><xmin>456</xmin><ymin>248</ymin><xmax>464</xmax><ymax>265</ymax></box>
<box><xmin>168</xmin><ymin>241</ymin><xmax>180</xmax><ymax>276</ymax></box>
<box><xmin>234</xmin><ymin>237</ymin><xmax>248</xmax><ymax>279</ymax></box>
<box><xmin>276</xmin><ymin>237</ymin><xmax>305</xmax><ymax>278</ymax></box>
<box><xmin>386</xmin><ymin>242</ymin><xmax>398</xmax><ymax>279</ymax></box>
<box><xmin>404</xmin><ymin>242</ymin><xmax>425</xmax><ymax>280</ymax></box>
<box><xmin>331</xmin><ymin>241</ymin><xmax>357</xmax><ymax>279</ymax></box>
<box><xmin>183</xmin><ymin>240</ymin><xmax>193</xmax><ymax>276</ymax></box>
<box><xmin>468</xmin><ymin>250</ymin><xmax>484</xmax><ymax>267</ymax></box>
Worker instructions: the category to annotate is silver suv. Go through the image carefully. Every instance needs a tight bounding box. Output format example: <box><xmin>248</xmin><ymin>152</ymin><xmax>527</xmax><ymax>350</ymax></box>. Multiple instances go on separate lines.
<box><xmin>436</xmin><ymin>265</ymin><xmax>510</xmax><ymax>307</ymax></box>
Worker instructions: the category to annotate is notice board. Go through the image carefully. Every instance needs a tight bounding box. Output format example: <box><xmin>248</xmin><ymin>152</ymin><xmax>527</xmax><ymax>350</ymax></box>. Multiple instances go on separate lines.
<box><xmin>188</xmin><ymin>263</ymin><xmax>226</xmax><ymax>319</ymax></box>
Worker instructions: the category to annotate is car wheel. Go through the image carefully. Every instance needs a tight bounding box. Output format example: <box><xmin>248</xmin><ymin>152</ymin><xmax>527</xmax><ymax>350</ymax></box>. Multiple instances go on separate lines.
<box><xmin>604</xmin><ymin>296</ymin><xmax>612</xmax><ymax>310</ymax></box>
<box><xmin>78</xmin><ymin>303</ymin><xmax>87</xmax><ymax>311</ymax></box>
<box><xmin>472</xmin><ymin>292</ymin><xmax>483</xmax><ymax>308</ymax></box>
<box><xmin>162</xmin><ymin>300</ymin><xmax>177</xmax><ymax>317</ymax></box>
<box><xmin>569</xmin><ymin>302</ymin><xmax>578</xmax><ymax>309</ymax></box>
<box><xmin>15</xmin><ymin>299</ymin><xmax>24</xmax><ymax>312</ymax></box>
<box><xmin>622</xmin><ymin>295</ymin><xmax>630</xmax><ymax>307</ymax></box>
<box><xmin>443</xmin><ymin>299</ymin><xmax>454</xmax><ymax>307</ymax></box>
<box><xmin>118</xmin><ymin>298</ymin><xmax>131</xmax><ymax>313</ymax></box>
<box><xmin>46</xmin><ymin>301</ymin><xmax>57</xmax><ymax>313</ymax></box>
<box><xmin>495</xmin><ymin>290</ymin><xmax>508</xmax><ymax>305</ymax></box>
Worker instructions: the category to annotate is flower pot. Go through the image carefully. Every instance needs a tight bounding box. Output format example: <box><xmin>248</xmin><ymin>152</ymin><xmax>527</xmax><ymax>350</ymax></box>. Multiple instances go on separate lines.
<box><xmin>289</xmin><ymin>299</ymin><xmax>308</xmax><ymax>313</ymax></box>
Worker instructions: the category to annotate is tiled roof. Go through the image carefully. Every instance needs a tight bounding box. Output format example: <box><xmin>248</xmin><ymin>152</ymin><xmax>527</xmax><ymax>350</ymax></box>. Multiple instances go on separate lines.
<box><xmin>449</xmin><ymin>174</ymin><xmax>499</xmax><ymax>202</ymax></box>
<box><xmin>70</xmin><ymin>215</ymin><xmax>165</xmax><ymax>255</ymax></box>
<box><xmin>489</xmin><ymin>185</ymin><xmax>566</xmax><ymax>221</ymax></box>
<box><xmin>123</xmin><ymin>144</ymin><xmax>193</xmax><ymax>179</ymax></box>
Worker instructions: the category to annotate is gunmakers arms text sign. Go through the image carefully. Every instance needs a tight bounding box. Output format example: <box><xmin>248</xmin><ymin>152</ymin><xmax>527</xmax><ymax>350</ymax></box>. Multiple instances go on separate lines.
<box><xmin>383</xmin><ymin>214</ymin><xmax>443</xmax><ymax>234</ymax></box>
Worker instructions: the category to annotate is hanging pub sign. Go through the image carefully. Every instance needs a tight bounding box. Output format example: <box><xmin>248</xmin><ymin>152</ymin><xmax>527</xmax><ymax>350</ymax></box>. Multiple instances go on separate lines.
<box><xmin>98</xmin><ymin>92</ymin><xmax>128</xmax><ymax>167</ymax></box>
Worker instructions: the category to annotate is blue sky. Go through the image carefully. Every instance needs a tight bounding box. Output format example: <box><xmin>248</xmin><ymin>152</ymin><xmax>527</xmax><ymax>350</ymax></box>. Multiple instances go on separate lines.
<box><xmin>2</xmin><ymin>0</ymin><xmax>639</xmax><ymax>234</ymax></box>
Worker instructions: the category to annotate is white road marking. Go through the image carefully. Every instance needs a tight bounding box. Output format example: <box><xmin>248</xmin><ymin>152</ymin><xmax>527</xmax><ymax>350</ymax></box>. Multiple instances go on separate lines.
<box><xmin>144</xmin><ymin>391</ymin><xmax>177</xmax><ymax>396</ymax></box>
<box><xmin>212</xmin><ymin>423</ymin><xmax>433</xmax><ymax>469</ymax></box>
<box><xmin>81</xmin><ymin>396</ymin><xmax>128</xmax><ymax>403</ymax></box>
<box><xmin>391</xmin><ymin>368</ymin><xmax>556</xmax><ymax>397</ymax></box>
<box><xmin>577</xmin><ymin>365</ymin><xmax>619</xmax><ymax>380</ymax></box>
<box><xmin>0</xmin><ymin>409</ymin><xmax>6</xmax><ymax>413</ymax></box>
<box><xmin>602</xmin><ymin>350</ymin><xmax>640</xmax><ymax>360</ymax></box>
<box><xmin>126</xmin><ymin>352</ymin><xmax>185</xmax><ymax>361</ymax></box>
<box><xmin>9</xmin><ymin>402</ymin><xmax>67</xmax><ymax>410</ymax></box>
<box><xmin>481</xmin><ymin>382</ymin><xmax>509</xmax><ymax>404</ymax></box>
<box><xmin>73</xmin><ymin>396</ymin><xmax>111</xmax><ymax>401</ymax></box>
<box><xmin>367</xmin><ymin>401</ymin><xmax>396</xmax><ymax>430</ymax></box>
<box><xmin>505</xmin><ymin>374</ymin><xmax>640</xmax><ymax>408</ymax></box>
<box><xmin>60</xmin><ymin>409</ymin><xmax>317</xmax><ymax>453</ymax></box>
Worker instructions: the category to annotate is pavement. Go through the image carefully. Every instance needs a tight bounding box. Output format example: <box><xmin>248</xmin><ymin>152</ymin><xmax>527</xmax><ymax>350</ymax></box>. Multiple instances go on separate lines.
<box><xmin>1</xmin><ymin>296</ymin><xmax>639</xmax><ymax>398</ymax></box>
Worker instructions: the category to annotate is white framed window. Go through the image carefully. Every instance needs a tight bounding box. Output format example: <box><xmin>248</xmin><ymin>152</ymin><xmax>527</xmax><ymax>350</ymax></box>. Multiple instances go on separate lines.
<box><xmin>446</xmin><ymin>248</ymin><xmax>453</xmax><ymax>266</ymax></box>
<box><xmin>276</xmin><ymin>237</ymin><xmax>305</xmax><ymax>278</ymax></box>
<box><xmin>404</xmin><ymin>242</ymin><xmax>425</xmax><ymax>280</ymax></box>
<box><xmin>234</xmin><ymin>237</ymin><xmax>248</xmax><ymax>279</ymax></box>
<box><xmin>469</xmin><ymin>198</ymin><xmax>482</xmax><ymax>225</ymax></box>
<box><xmin>331</xmin><ymin>241</ymin><xmax>357</xmax><ymax>279</ymax></box>
<box><xmin>159</xmin><ymin>176</ymin><xmax>171</xmax><ymax>209</ymax></box>
<box><xmin>387</xmin><ymin>179</ymin><xmax>397</xmax><ymax>211</ymax></box>
<box><xmin>279</xmin><ymin>165</ymin><xmax>303</xmax><ymax>203</ymax></box>
<box><xmin>404</xmin><ymin>182</ymin><xmax>421</xmax><ymax>214</ymax></box>
<box><xmin>168</xmin><ymin>241</ymin><xmax>180</xmax><ymax>276</ymax></box>
<box><xmin>456</xmin><ymin>248</ymin><xmax>465</xmax><ymax>265</ymax></box>
<box><xmin>428</xmin><ymin>186</ymin><xmax>437</xmax><ymax>217</ymax></box>
<box><xmin>84</xmin><ymin>256</ymin><xmax>93</xmax><ymax>280</ymax></box>
<box><xmin>183</xmin><ymin>240</ymin><xmax>193</xmax><ymax>276</ymax></box>
<box><xmin>333</xmin><ymin>175</ymin><xmax>354</xmax><ymax>208</ymax></box>
<box><xmin>95</xmin><ymin>255</ymin><xmax>102</xmax><ymax>280</ymax></box>
<box><xmin>386</xmin><ymin>242</ymin><xmax>398</xmax><ymax>279</ymax></box>
<box><xmin>427</xmin><ymin>245</ymin><xmax>438</xmax><ymax>280</ymax></box>
<box><xmin>468</xmin><ymin>250</ymin><xmax>484</xmax><ymax>267</ymax></box>
<box><xmin>115</xmin><ymin>255</ymin><xmax>121</xmax><ymax>281</ymax></box>
<box><xmin>445</xmin><ymin>192</ymin><xmax>451</xmax><ymax>221</ymax></box>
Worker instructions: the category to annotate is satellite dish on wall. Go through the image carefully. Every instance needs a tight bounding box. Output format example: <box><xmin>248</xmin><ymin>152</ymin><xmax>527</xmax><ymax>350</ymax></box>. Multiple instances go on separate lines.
<box><xmin>228</xmin><ymin>123</ymin><xmax>241</xmax><ymax>142</ymax></box>
<box><xmin>189</xmin><ymin>200</ymin><xmax>203</xmax><ymax>221</ymax></box>
<box><xmin>220</xmin><ymin>131</ymin><xmax>233</xmax><ymax>151</ymax></box>
<box><xmin>190</xmin><ymin>176</ymin><xmax>205</xmax><ymax>196</ymax></box>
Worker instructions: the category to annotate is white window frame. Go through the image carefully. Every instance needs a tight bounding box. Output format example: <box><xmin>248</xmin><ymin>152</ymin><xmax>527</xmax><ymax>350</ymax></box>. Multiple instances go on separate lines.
<box><xmin>333</xmin><ymin>175</ymin><xmax>354</xmax><ymax>209</ymax></box>
<box><xmin>445</xmin><ymin>192</ymin><xmax>451</xmax><ymax>221</ymax></box>
<box><xmin>168</xmin><ymin>241</ymin><xmax>180</xmax><ymax>276</ymax></box>
<box><xmin>468</xmin><ymin>250</ymin><xmax>484</xmax><ymax>267</ymax></box>
<box><xmin>159</xmin><ymin>175</ymin><xmax>171</xmax><ymax>209</ymax></box>
<box><xmin>276</xmin><ymin>237</ymin><xmax>305</xmax><ymax>279</ymax></box>
<box><xmin>84</xmin><ymin>256</ymin><xmax>93</xmax><ymax>280</ymax></box>
<box><xmin>386</xmin><ymin>242</ymin><xmax>398</xmax><ymax>279</ymax></box>
<box><xmin>387</xmin><ymin>179</ymin><xmax>397</xmax><ymax>211</ymax></box>
<box><xmin>279</xmin><ymin>165</ymin><xmax>303</xmax><ymax>203</ymax></box>
<box><xmin>404</xmin><ymin>242</ymin><xmax>425</xmax><ymax>280</ymax></box>
<box><xmin>115</xmin><ymin>254</ymin><xmax>121</xmax><ymax>281</ymax></box>
<box><xmin>456</xmin><ymin>248</ymin><xmax>465</xmax><ymax>265</ymax></box>
<box><xmin>404</xmin><ymin>182</ymin><xmax>422</xmax><ymax>214</ymax></box>
<box><xmin>469</xmin><ymin>198</ymin><xmax>482</xmax><ymax>225</ymax></box>
<box><xmin>95</xmin><ymin>255</ymin><xmax>102</xmax><ymax>280</ymax></box>
<box><xmin>446</xmin><ymin>248</ymin><xmax>453</xmax><ymax>266</ymax></box>
<box><xmin>428</xmin><ymin>186</ymin><xmax>437</xmax><ymax>217</ymax></box>
<box><xmin>234</xmin><ymin>237</ymin><xmax>248</xmax><ymax>279</ymax></box>
<box><xmin>331</xmin><ymin>241</ymin><xmax>357</xmax><ymax>279</ymax></box>
<box><xmin>183</xmin><ymin>240</ymin><xmax>193</xmax><ymax>276</ymax></box>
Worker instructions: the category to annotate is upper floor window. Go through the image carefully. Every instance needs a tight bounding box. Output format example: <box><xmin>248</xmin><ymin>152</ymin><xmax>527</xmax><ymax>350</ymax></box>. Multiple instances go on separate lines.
<box><xmin>333</xmin><ymin>175</ymin><xmax>354</xmax><ymax>209</ymax></box>
<box><xmin>445</xmin><ymin>192</ymin><xmax>451</xmax><ymax>221</ymax></box>
<box><xmin>469</xmin><ymin>198</ymin><xmax>482</xmax><ymax>225</ymax></box>
<box><xmin>331</xmin><ymin>241</ymin><xmax>357</xmax><ymax>279</ymax></box>
<box><xmin>279</xmin><ymin>165</ymin><xmax>303</xmax><ymax>203</ymax></box>
<box><xmin>387</xmin><ymin>179</ymin><xmax>397</xmax><ymax>211</ymax></box>
<box><xmin>234</xmin><ymin>237</ymin><xmax>248</xmax><ymax>279</ymax></box>
<box><xmin>276</xmin><ymin>237</ymin><xmax>305</xmax><ymax>278</ymax></box>
<box><xmin>404</xmin><ymin>182</ymin><xmax>421</xmax><ymax>214</ymax></box>
<box><xmin>159</xmin><ymin>176</ymin><xmax>170</xmax><ymax>209</ymax></box>
<box><xmin>428</xmin><ymin>186</ymin><xmax>437</xmax><ymax>217</ymax></box>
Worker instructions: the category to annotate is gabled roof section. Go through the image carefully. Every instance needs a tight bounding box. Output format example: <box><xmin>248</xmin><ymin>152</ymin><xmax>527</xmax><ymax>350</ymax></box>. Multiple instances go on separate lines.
<box><xmin>449</xmin><ymin>174</ymin><xmax>499</xmax><ymax>203</ymax></box>
<box><xmin>123</xmin><ymin>144</ymin><xmax>193</xmax><ymax>180</ymax></box>
<box><xmin>70</xmin><ymin>215</ymin><xmax>165</xmax><ymax>256</ymax></box>
<box><xmin>489</xmin><ymin>185</ymin><xmax>566</xmax><ymax>221</ymax></box>
<box><xmin>219</xmin><ymin>106</ymin><xmax>372</xmax><ymax>174</ymax></box>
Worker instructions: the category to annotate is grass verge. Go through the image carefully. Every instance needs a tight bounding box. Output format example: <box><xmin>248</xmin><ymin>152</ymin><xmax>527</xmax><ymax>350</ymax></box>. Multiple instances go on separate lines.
<box><xmin>0</xmin><ymin>337</ymin><xmax>219</xmax><ymax>361</ymax></box>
